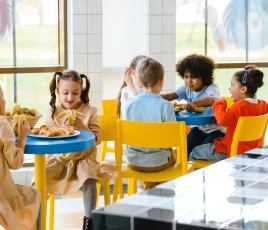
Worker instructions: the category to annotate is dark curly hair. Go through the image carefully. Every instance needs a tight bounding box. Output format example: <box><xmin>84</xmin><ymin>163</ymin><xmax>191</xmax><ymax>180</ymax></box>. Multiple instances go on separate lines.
<box><xmin>176</xmin><ymin>54</ymin><xmax>215</xmax><ymax>86</ymax></box>
<box><xmin>234</xmin><ymin>64</ymin><xmax>264</xmax><ymax>97</ymax></box>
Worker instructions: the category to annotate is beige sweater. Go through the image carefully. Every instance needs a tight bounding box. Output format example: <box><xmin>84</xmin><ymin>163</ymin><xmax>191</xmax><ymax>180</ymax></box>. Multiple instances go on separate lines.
<box><xmin>0</xmin><ymin>119</ymin><xmax>40</xmax><ymax>230</ymax></box>
<box><xmin>44</xmin><ymin>103</ymin><xmax>118</xmax><ymax>195</ymax></box>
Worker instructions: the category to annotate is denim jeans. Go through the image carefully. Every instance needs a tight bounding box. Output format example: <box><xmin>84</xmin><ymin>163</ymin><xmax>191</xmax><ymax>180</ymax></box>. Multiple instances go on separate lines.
<box><xmin>187</xmin><ymin>127</ymin><xmax>225</xmax><ymax>156</ymax></box>
<box><xmin>188</xmin><ymin>143</ymin><xmax>226</xmax><ymax>162</ymax></box>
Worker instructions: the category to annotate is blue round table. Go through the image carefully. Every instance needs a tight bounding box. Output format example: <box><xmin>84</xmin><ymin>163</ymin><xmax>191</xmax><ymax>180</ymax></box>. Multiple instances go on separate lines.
<box><xmin>24</xmin><ymin>130</ymin><xmax>95</xmax><ymax>154</ymax></box>
<box><xmin>175</xmin><ymin>107</ymin><xmax>217</xmax><ymax>125</ymax></box>
<box><xmin>24</xmin><ymin>130</ymin><xmax>95</xmax><ymax>230</ymax></box>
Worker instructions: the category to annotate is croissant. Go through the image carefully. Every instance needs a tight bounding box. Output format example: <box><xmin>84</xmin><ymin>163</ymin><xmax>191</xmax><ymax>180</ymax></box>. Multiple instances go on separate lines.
<box><xmin>31</xmin><ymin>124</ymin><xmax>73</xmax><ymax>137</ymax></box>
<box><xmin>45</xmin><ymin>129</ymin><xmax>56</xmax><ymax>137</ymax></box>
<box><xmin>55</xmin><ymin>127</ymin><xmax>70</xmax><ymax>136</ymax></box>
<box><xmin>64</xmin><ymin>126</ymin><xmax>75</xmax><ymax>135</ymax></box>
<box><xmin>31</xmin><ymin>127</ymin><xmax>40</xmax><ymax>134</ymax></box>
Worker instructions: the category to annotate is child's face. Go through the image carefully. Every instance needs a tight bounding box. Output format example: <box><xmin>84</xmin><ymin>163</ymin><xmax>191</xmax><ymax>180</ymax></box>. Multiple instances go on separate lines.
<box><xmin>229</xmin><ymin>75</ymin><xmax>247</xmax><ymax>102</ymax></box>
<box><xmin>183</xmin><ymin>71</ymin><xmax>204</xmax><ymax>92</ymax></box>
<box><xmin>57</xmin><ymin>79</ymin><xmax>82</xmax><ymax>109</ymax></box>
<box><xmin>0</xmin><ymin>88</ymin><xmax>6</xmax><ymax>116</ymax></box>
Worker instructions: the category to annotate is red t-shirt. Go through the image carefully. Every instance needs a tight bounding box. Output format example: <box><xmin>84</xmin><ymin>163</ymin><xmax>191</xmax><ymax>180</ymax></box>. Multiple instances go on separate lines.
<box><xmin>213</xmin><ymin>99</ymin><xmax>268</xmax><ymax>158</ymax></box>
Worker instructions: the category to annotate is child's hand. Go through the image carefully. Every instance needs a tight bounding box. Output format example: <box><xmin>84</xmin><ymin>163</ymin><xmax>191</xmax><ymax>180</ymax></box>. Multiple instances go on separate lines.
<box><xmin>17</xmin><ymin>120</ymin><xmax>30</xmax><ymax>149</ymax></box>
<box><xmin>124</xmin><ymin>67</ymin><xmax>134</xmax><ymax>89</ymax></box>
<box><xmin>185</xmin><ymin>102</ymin><xmax>197</xmax><ymax>112</ymax></box>
<box><xmin>73</xmin><ymin>117</ymin><xmax>88</xmax><ymax>131</ymax></box>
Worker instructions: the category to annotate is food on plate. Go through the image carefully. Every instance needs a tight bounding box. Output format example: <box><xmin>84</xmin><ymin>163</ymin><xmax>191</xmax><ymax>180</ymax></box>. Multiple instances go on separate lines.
<box><xmin>57</xmin><ymin>109</ymin><xmax>85</xmax><ymax>125</ymax></box>
<box><xmin>31</xmin><ymin>127</ymin><xmax>40</xmax><ymax>134</ymax></box>
<box><xmin>173</xmin><ymin>101</ymin><xmax>185</xmax><ymax>111</ymax></box>
<box><xmin>31</xmin><ymin>124</ymin><xmax>75</xmax><ymax>137</ymax></box>
<box><xmin>193</xmin><ymin>107</ymin><xmax>204</xmax><ymax>113</ymax></box>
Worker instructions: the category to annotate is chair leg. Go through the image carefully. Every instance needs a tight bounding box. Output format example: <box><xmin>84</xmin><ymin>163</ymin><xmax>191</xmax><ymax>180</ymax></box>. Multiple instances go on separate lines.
<box><xmin>49</xmin><ymin>194</ymin><xmax>54</xmax><ymax>230</ymax></box>
<box><xmin>128</xmin><ymin>178</ymin><xmax>137</xmax><ymax>196</ymax></box>
<box><xmin>112</xmin><ymin>180</ymin><xmax>118</xmax><ymax>202</ymax></box>
<box><xmin>99</xmin><ymin>142</ymin><xmax>107</xmax><ymax>162</ymax></box>
<box><xmin>113</xmin><ymin>179</ymin><xmax>124</xmax><ymax>202</ymax></box>
<box><xmin>119</xmin><ymin>182</ymin><xmax>124</xmax><ymax>199</ymax></box>
<box><xmin>127</xmin><ymin>178</ymin><xmax>132</xmax><ymax>196</ymax></box>
<box><xmin>102</xmin><ymin>181</ymin><xmax>111</xmax><ymax>205</ymax></box>
<box><xmin>96</xmin><ymin>181</ymin><xmax>111</xmax><ymax>206</ymax></box>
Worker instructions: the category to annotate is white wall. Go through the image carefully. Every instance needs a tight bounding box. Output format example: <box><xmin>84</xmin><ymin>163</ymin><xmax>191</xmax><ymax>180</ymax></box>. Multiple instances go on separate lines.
<box><xmin>102</xmin><ymin>0</ymin><xmax>146</xmax><ymax>99</ymax></box>
<box><xmin>103</xmin><ymin>0</ymin><xmax>145</xmax><ymax>68</ymax></box>
<box><xmin>67</xmin><ymin>0</ymin><xmax>176</xmax><ymax>106</ymax></box>
<box><xmin>102</xmin><ymin>0</ymin><xmax>177</xmax><ymax>99</ymax></box>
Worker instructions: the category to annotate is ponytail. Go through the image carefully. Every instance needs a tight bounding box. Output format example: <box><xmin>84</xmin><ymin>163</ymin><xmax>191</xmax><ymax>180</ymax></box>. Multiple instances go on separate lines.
<box><xmin>80</xmin><ymin>74</ymin><xmax>90</xmax><ymax>104</ymax></box>
<box><xmin>49</xmin><ymin>72</ymin><xmax>61</xmax><ymax>118</ymax></box>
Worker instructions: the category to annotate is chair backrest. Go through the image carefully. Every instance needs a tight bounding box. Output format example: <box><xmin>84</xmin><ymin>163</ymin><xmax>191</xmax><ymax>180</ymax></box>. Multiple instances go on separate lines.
<box><xmin>98</xmin><ymin>115</ymin><xmax>118</xmax><ymax>142</ymax></box>
<box><xmin>230</xmin><ymin>113</ymin><xmax>268</xmax><ymax>157</ymax></box>
<box><xmin>222</xmin><ymin>96</ymin><xmax>234</xmax><ymax>109</ymax></box>
<box><xmin>101</xmin><ymin>99</ymin><xmax>118</xmax><ymax>115</ymax></box>
<box><xmin>116</xmin><ymin>120</ymin><xmax>188</xmax><ymax>174</ymax></box>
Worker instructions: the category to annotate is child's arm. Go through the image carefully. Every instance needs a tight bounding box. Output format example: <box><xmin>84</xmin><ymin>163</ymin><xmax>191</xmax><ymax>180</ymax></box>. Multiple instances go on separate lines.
<box><xmin>124</xmin><ymin>67</ymin><xmax>135</xmax><ymax>91</ymax></box>
<box><xmin>124</xmin><ymin>68</ymin><xmax>141</xmax><ymax>99</ymax></box>
<box><xmin>87</xmin><ymin>110</ymin><xmax>102</xmax><ymax>145</ymax></box>
<box><xmin>74</xmin><ymin>107</ymin><xmax>102</xmax><ymax>145</ymax></box>
<box><xmin>0</xmin><ymin>120</ymin><xmax>25</xmax><ymax>169</ymax></box>
<box><xmin>213</xmin><ymin>99</ymin><xmax>238</xmax><ymax>126</ymax></box>
<box><xmin>161</xmin><ymin>84</ymin><xmax>186</xmax><ymax>101</ymax></box>
<box><xmin>17</xmin><ymin>120</ymin><xmax>30</xmax><ymax>149</ymax></box>
<box><xmin>161</xmin><ymin>92</ymin><xmax>178</xmax><ymax>101</ymax></box>
<box><xmin>185</xmin><ymin>84</ymin><xmax>220</xmax><ymax>111</ymax></box>
<box><xmin>44</xmin><ymin>108</ymin><xmax>57</xmax><ymax>125</ymax></box>
<box><xmin>185</xmin><ymin>96</ymin><xmax>216</xmax><ymax>112</ymax></box>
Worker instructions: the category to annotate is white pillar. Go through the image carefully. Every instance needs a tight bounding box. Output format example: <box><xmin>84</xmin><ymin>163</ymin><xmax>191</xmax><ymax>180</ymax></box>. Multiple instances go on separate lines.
<box><xmin>68</xmin><ymin>0</ymin><xmax>177</xmax><ymax>106</ymax></box>
<box><xmin>144</xmin><ymin>0</ymin><xmax>176</xmax><ymax>93</ymax></box>
<box><xmin>67</xmin><ymin>0</ymin><xmax>103</xmax><ymax>111</ymax></box>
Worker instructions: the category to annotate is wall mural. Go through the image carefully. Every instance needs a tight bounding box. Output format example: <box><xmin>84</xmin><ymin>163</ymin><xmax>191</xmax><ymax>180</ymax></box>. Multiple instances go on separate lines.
<box><xmin>204</xmin><ymin>0</ymin><xmax>268</xmax><ymax>52</ymax></box>
<box><xmin>0</xmin><ymin>0</ymin><xmax>12</xmax><ymax>44</ymax></box>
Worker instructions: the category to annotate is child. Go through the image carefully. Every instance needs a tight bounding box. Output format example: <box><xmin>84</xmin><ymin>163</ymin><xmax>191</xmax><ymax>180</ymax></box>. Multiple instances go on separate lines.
<box><xmin>45</xmin><ymin>70</ymin><xmax>117</xmax><ymax>230</ymax></box>
<box><xmin>161</xmin><ymin>54</ymin><xmax>226</xmax><ymax>154</ymax></box>
<box><xmin>0</xmin><ymin>86</ymin><xmax>41</xmax><ymax>230</ymax></box>
<box><xmin>124</xmin><ymin>57</ymin><xmax>177</xmax><ymax>189</ymax></box>
<box><xmin>189</xmin><ymin>65</ymin><xmax>268</xmax><ymax>162</ymax></box>
<box><xmin>116</xmin><ymin>55</ymin><xmax>147</xmax><ymax>117</ymax></box>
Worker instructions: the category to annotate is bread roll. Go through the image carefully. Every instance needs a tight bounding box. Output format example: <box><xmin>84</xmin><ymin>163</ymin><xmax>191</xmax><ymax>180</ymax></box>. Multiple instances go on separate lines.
<box><xmin>31</xmin><ymin>128</ymin><xmax>40</xmax><ymax>134</ymax></box>
<box><xmin>56</xmin><ymin>127</ymin><xmax>70</xmax><ymax>136</ymax></box>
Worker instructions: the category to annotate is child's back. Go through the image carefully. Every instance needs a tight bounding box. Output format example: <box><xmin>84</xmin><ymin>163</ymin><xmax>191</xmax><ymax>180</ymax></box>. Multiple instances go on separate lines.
<box><xmin>124</xmin><ymin>57</ymin><xmax>176</xmax><ymax>190</ymax></box>
<box><xmin>0</xmin><ymin>115</ymin><xmax>40</xmax><ymax>229</ymax></box>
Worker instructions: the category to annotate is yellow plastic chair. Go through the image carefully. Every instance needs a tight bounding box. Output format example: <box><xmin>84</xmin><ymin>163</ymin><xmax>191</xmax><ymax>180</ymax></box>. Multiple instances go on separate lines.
<box><xmin>101</xmin><ymin>99</ymin><xmax>118</xmax><ymax>115</ymax></box>
<box><xmin>100</xmin><ymin>99</ymin><xmax>118</xmax><ymax>162</ymax></box>
<box><xmin>192</xmin><ymin>113</ymin><xmax>268</xmax><ymax>169</ymax></box>
<box><xmin>229</xmin><ymin>113</ymin><xmax>268</xmax><ymax>157</ymax></box>
<box><xmin>222</xmin><ymin>96</ymin><xmax>234</xmax><ymax>109</ymax></box>
<box><xmin>96</xmin><ymin>115</ymin><xmax>120</xmax><ymax>206</ymax></box>
<box><xmin>113</xmin><ymin>120</ymin><xmax>194</xmax><ymax>202</ymax></box>
<box><xmin>98</xmin><ymin>114</ymin><xmax>118</xmax><ymax>162</ymax></box>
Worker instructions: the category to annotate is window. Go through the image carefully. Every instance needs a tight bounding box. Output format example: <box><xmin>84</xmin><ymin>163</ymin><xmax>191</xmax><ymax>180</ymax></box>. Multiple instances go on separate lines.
<box><xmin>0</xmin><ymin>0</ymin><xmax>67</xmax><ymax>117</ymax></box>
<box><xmin>176</xmin><ymin>0</ymin><xmax>268</xmax><ymax>100</ymax></box>
<box><xmin>0</xmin><ymin>0</ymin><xmax>67</xmax><ymax>163</ymax></box>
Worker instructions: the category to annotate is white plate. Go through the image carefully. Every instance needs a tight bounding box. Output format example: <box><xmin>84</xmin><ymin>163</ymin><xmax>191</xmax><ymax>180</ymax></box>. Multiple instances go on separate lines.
<box><xmin>28</xmin><ymin>130</ymin><xmax>80</xmax><ymax>139</ymax></box>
